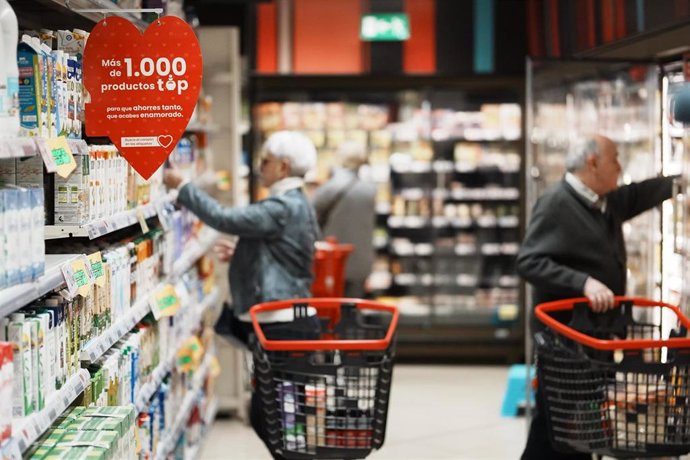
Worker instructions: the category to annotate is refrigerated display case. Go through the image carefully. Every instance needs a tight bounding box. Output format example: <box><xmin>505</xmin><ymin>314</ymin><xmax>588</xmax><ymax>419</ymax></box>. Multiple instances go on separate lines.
<box><xmin>526</xmin><ymin>59</ymin><xmax>662</xmax><ymax>307</ymax></box>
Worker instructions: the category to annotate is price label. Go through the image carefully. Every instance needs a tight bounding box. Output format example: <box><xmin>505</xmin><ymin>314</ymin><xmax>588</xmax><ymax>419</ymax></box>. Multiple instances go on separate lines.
<box><xmin>149</xmin><ymin>284</ymin><xmax>181</xmax><ymax>320</ymax></box>
<box><xmin>47</xmin><ymin>137</ymin><xmax>77</xmax><ymax>178</ymax></box>
<box><xmin>83</xmin><ymin>16</ymin><xmax>202</xmax><ymax>179</ymax></box>
<box><xmin>176</xmin><ymin>336</ymin><xmax>204</xmax><ymax>372</ymax></box>
<box><xmin>88</xmin><ymin>252</ymin><xmax>106</xmax><ymax>287</ymax></box>
<box><xmin>70</xmin><ymin>258</ymin><xmax>92</xmax><ymax>297</ymax></box>
<box><xmin>136</xmin><ymin>208</ymin><xmax>150</xmax><ymax>234</ymax></box>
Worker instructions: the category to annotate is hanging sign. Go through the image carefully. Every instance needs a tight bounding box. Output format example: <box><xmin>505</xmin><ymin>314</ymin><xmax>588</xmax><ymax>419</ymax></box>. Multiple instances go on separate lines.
<box><xmin>83</xmin><ymin>16</ymin><xmax>203</xmax><ymax>179</ymax></box>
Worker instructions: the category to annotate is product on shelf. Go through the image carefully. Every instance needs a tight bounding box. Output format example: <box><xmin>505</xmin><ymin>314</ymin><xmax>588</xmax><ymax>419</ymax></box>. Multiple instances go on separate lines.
<box><xmin>0</xmin><ymin>0</ymin><xmax>19</xmax><ymax>138</ymax></box>
<box><xmin>0</xmin><ymin>341</ymin><xmax>13</xmax><ymax>442</ymax></box>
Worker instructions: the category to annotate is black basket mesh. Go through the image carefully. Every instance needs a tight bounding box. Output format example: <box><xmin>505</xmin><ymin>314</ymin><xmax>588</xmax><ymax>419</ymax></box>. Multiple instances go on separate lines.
<box><xmin>252</xmin><ymin>302</ymin><xmax>395</xmax><ymax>460</ymax></box>
<box><xmin>536</xmin><ymin>300</ymin><xmax>690</xmax><ymax>457</ymax></box>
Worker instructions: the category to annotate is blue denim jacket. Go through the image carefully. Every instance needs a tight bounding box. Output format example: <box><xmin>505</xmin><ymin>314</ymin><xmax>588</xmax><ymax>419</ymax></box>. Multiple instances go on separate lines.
<box><xmin>177</xmin><ymin>183</ymin><xmax>319</xmax><ymax>314</ymax></box>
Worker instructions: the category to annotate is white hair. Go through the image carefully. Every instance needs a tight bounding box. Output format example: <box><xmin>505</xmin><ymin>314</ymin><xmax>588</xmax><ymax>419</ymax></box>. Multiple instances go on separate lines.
<box><xmin>565</xmin><ymin>136</ymin><xmax>600</xmax><ymax>172</ymax></box>
<box><xmin>337</xmin><ymin>140</ymin><xmax>368</xmax><ymax>171</ymax></box>
<box><xmin>263</xmin><ymin>131</ymin><xmax>317</xmax><ymax>177</ymax></box>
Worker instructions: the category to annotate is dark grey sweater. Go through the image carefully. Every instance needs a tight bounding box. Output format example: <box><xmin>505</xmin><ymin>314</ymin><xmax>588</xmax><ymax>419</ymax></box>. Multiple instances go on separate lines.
<box><xmin>518</xmin><ymin>176</ymin><xmax>674</xmax><ymax>330</ymax></box>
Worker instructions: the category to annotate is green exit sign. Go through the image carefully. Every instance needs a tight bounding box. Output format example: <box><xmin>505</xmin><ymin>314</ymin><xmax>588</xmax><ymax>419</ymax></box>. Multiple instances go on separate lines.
<box><xmin>360</xmin><ymin>13</ymin><xmax>410</xmax><ymax>41</ymax></box>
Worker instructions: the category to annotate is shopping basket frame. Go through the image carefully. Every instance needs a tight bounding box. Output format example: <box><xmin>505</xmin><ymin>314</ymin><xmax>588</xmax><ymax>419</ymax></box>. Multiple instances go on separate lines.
<box><xmin>536</xmin><ymin>296</ymin><xmax>690</xmax><ymax>350</ymax></box>
<box><xmin>249</xmin><ymin>298</ymin><xmax>399</xmax><ymax>460</ymax></box>
<box><xmin>534</xmin><ymin>296</ymin><xmax>690</xmax><ymax>458</ymax></box>
<box><xmin>250</xmin><ymin>297</ymin><xmax>399</xmax><ymax>351</ymax></box>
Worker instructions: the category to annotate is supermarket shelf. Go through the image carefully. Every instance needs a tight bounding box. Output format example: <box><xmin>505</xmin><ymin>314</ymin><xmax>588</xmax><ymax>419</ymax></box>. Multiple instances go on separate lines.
<box><xmin>81</xmin><ymin>242</ymin><xmax>221</xmax><ymax>365</ymax></box>
<box><xmin>80</xmin><ymin>289</ymin><xmax>153</xmax><ymax>363</ymax></box>
<box><xmin>446</xmin><ymin>188</ymin><xmax>520</xmax><ymax>201</ymax></box>
<box><xmin>0</xmin><ymin>254</ymin><xmax>79</xmax><ymax>319</ymax></box>
<box><xmin>455</xmin><ymin>163</ymin><xmax>520</xmax><ymax>174</ymax></box>
<box><xmin>45</xmin><ymin>192</ymin><xmax>174</xmax><ymax>240</ymax></box>
<box><xmin>135</xmin><ymin>355</ymin><xmax>173</xmax><ymax>413</ymax></box>
<box><xmin>134</xmin><ymin>288</ymin><xmax>221</xmax><ymax>413</ymax></box>
<box><xmin>10</xmin><ymin>369</ymin><xmax>91</xmax><ymax>454</ymax></box>
<box><xmin>186</xmin><ymin>398</ymin><xmax>219</xmax><ymax>460</ymax></box>
<box><xmin>387</xmin><ymin>216</ymin><xmax>429</xmax><ymax>228</ymax></box>
<box><xmin>155</xmin><ymin>356</ymin><xmax>213</xmax><ymax>460</ymax></box>
<box><xmin>0</xmin><ymin>137</ymin><xmax>41</xmax><ymax>159</ymax></box>
<box><xmin>171</xmin><ymin>229</ymin><xmax>220</xmax><ymax>279</ymax></box>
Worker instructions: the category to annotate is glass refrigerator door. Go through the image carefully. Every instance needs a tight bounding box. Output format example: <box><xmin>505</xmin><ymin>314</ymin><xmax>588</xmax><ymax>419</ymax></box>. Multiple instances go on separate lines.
<box><xmin>526</xmin><ymin>59</ymin><xmax>661</xmax><ymax>301</ymax></box>
<box><xmin>661</xmin><ymin>64</ymin><xmax>690</xmax><ymax>312</ymax></box>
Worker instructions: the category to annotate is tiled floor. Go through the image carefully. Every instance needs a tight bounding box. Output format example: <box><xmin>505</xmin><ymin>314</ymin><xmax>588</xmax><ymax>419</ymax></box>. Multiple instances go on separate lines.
<box><xmin>199</xmin><ymin>365</ymin><xmax>528</xmax><ymax>459</ymax></box>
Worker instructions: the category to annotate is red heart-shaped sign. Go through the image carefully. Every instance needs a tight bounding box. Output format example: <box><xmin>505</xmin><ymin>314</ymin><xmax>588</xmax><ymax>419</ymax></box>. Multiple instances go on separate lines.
<box><xmin>84</xmin><ymin>16</ymin><xmax>202</xmax><ymax>179</ymax></box>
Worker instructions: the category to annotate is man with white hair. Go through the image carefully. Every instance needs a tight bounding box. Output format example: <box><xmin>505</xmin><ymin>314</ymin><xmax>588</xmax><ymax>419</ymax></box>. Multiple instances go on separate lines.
<box><xmin>517</xmin><ymin>134</ymin><xmax>675</xmax><ymax>459</ymax></box>
<box><xmin>312</xmin><ymin>140</ymin><xmax>376</xmax><ymax>298</ymax></box>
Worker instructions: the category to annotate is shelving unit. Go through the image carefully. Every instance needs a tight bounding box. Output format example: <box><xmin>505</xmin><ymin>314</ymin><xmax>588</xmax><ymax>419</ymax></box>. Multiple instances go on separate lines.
<box><xmin>8</xmin><ymin>369</ymin><xmax>91</xmax><ymax>454</ymax></box>
<box><xmin>0</xmin><ymin>254</ymin><xmax>79</xmax><ymax>318</ymax></box>
<box><xmin>185</xmin><ymin>397</ymin><xmax>219</xmax><ymax>460</ymax></box>
<box><xmin>135</xmin><ymin>287</ymin><xmax>221</xmax><ymax>413</ymax></box>
<box><xmin>154</xmin><ymin>355</ymin><xmax>213</xmax><ymax>460</ymax></box>
<box><xmin>0</xmin><ymin>3</ymin><xmax>235</xmax><ymax>457</ymax></box>
<box><xmin>44</xmin><ymin>191</ymin><xmax>175</xmax><ymax>240</ymax></box>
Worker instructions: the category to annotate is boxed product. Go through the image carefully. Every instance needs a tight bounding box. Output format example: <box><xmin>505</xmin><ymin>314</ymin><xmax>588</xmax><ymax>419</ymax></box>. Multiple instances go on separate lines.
<box><xmin>54</xmin><ymin>153</ymin><xmax>90</xmax><ymax>225</ymax></box>
<box><xmin>57</xmin><ymin>430</ymin><xmax>118</xmax><ymax>459</ymax></box>
<box><xmin>43</xmin><ymin>445</ymin><xmax>108</xmax><ymax>460</ymax></box>
<box><xmin>0</xmin><ymin>342</ymin><xmax>13</xmax><ymax>443</ymax></box>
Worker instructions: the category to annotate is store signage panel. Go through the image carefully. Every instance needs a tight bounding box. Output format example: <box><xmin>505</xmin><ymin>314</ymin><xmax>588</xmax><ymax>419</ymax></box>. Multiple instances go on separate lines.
<box><xmin>360</xmin><ymin>13</ymin><xmax>410</xmax><ymax>41</ymax></box>
<box><xmin>83</xmin><ymin>16</ymin><xmax>203</xmax><ymax>179</ymax></box>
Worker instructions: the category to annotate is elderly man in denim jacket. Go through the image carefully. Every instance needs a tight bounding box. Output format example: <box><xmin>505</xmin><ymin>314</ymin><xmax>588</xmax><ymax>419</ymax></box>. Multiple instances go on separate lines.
<box><xmin>164</xmin><ymin>130</ymin><xmax>320</xmax><ymax>332</ymax></box>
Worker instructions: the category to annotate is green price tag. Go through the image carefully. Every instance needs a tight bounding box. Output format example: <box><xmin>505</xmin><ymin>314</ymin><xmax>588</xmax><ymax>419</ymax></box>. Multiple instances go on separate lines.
<box><xmin>91</xmin><ymin>261</ymin><xmax>104</xmax><ymax>279</ymax></box>
<box><xmin>74</xmin><ymin>270</ymin><xmax>88</xmax><ymax>287</ymax></box>
<box><xmin>52</xmin><ymin>147</ymin><xmax>71</xmax><ymax>166</ymax></box>
<box><xmin>157</xmin><ymin>294</ymin><xmax>178</xmax><ymax>311</ymax></box>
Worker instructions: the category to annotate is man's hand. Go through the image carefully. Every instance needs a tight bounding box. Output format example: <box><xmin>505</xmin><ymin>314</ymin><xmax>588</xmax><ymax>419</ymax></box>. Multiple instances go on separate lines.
<box><xmin>213</xmin><ymin>238</ymin><xmax>236</xmax><ymax>263</ymax></box>
<box><xmin>163</xmin><ymin>168</ymin><xmax>185</xmax><ymax>189</ymax></box>
<box><xmin>583</xmin><ymin>277</ymin><xmax>615</xmax><ymax>312</ymax></box>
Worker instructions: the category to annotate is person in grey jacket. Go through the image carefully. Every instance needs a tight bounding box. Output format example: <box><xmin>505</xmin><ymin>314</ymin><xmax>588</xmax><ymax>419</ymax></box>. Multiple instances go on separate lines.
<box><xmin>165</xmin><ymin>130</ymin><xmax>319</xmax><ymax>460</ymax></box>
<box><xmin>312</xmin><ymin>141</ymin><xmax>377</xmax><ymax>298</ymax></box>
<box><xmin>517</xmin><ymin>134</ymin><xmax>675</xmax><ymax>459</ymax></box>
<box><xmin>164</xmin><ymin>130</ymin><xmax>319</xmax><ymax>324</ymax></box>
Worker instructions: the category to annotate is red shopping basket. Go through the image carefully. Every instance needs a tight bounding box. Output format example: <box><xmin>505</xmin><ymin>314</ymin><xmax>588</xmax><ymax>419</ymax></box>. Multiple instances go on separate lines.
<box><xmin>535</xmin><ymin>296</ymin><xmax>690</xmax><ymax>458</ymax></box>
<box><xmin>311</xmin><ymin>237</ymin><xmax>354</xmax><ymax>297</ymax></box>
<box><xmin>250</xmin><ymin>298</ymin><xmax>399</xmax><ymax>460</ymax></box>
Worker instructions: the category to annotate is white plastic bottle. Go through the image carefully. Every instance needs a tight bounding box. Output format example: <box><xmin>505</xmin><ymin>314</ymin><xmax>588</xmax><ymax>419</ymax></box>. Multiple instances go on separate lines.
<box><xmin>0</xmin><ymin>0</ymin><xmax>19</xmax><ymax>137</ymax></box>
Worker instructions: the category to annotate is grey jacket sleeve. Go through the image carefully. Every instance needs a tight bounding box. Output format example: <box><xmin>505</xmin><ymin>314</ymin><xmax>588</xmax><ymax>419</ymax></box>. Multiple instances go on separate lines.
<box><xmin>176</xmin><ymin>183</ymin><xmax>289</xmax><ymax>238</ymax></box>
<box><xmin>516</xmin><ymin>197</ymin><xmax>590</xmax><ymax>294</ymax></box>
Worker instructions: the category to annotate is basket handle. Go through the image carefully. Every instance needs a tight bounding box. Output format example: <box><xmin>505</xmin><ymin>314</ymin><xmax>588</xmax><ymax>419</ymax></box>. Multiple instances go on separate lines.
<box><xmin>535</xmin><ymin>296</ymin><xmax>690</xmax><ymax>350</ymax></box>
<box><xmin>250</xmin><ymin>298</ymin><xmax>399</xmax><ymax>351</ymax></box>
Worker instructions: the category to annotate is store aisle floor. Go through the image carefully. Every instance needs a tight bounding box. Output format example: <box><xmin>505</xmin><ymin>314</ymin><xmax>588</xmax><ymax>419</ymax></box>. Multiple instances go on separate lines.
<box><xmin>200</xmin><ymin>365</ymin><xmax>527</xmax><ymax>459</ymax></box>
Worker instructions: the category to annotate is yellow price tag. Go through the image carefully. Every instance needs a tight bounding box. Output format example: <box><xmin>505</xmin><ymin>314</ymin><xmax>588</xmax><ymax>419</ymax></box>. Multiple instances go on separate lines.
<box><xmin>88</xmin><ymin>252</ymin><xmax>106</xmax><ymax>287</ymax></box>
<box><xmin>149</xmin><ymin>284</ymin><xmax>181</xmax><ymax>320</ymax></box>
<box><xmin>47</xmin><ymin>137</ymin><xmax>77</xmax><ymax>178</ymax></box>
<box><xmin>176</xmin><ymin>336</ymin><xmax>204</xmax><ymax>372</ymax></box>
<box><xmin>70</xmin><ymin>258</ymin><xmax>91</xmax><ymax>297</ymax></box>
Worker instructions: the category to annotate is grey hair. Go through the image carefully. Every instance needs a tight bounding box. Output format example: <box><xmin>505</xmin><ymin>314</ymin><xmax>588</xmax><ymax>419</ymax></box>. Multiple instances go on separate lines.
<box><xmin>565</xmin><ymin>137</ymin><xmax>600</xmax><ymax>172</ymax></box>
<box><xmin>263</xmin><ymin>130</ymin><xmax>317</xmax><ymax>177</ymax></box>
<box><xmin>337</xmin><ymin>140</ymin><xmax>368</xmax><ymax>171</ymax></box>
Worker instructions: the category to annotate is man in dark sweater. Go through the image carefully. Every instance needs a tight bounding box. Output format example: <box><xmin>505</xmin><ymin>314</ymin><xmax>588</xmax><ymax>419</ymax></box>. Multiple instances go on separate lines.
<box><xmin>517</xmin><ymin>134</ymin><xmax>675</xmax><ymax>459</ymax></box>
